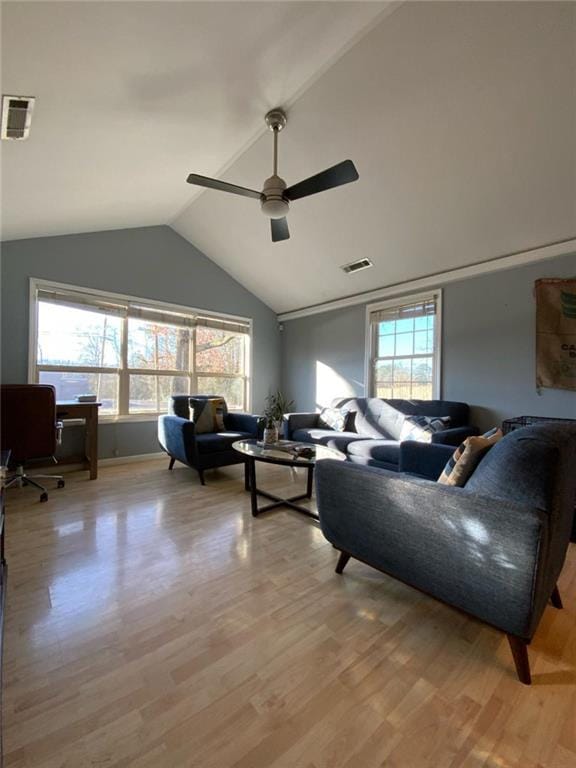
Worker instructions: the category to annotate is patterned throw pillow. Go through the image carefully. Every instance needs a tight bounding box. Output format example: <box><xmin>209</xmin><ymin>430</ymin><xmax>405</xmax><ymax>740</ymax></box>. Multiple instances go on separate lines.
<box><xmin>438</xmin><ymin>427</ymin><xmax>503</xmax><ymax>486</ymax></box>
<box><xmin>190</xmin><ymin>397</ymin><xmax>226</xmax><ymax>434</ymax></box>
<box><xmin>318</xmin><ymin>407</ymin><xmax>349</xmax><ymax>432</ymax></box>
<box><xmin>399</xmin><ymin>415</ymin><xmax>452</xmax><ymax>443</ymax></box>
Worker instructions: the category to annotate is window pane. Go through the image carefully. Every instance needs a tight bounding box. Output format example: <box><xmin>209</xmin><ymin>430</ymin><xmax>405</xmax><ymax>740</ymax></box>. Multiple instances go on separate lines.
<box><xmin>395</xmin><ymin>317</ymin><xmax>413</xmax><ymax>334</ymax></box>
<box><xmin>395</xmin><ymin>333</ymin><xmax>414</xmax><ymax>356</ymax></box>
<box><xmin>414</xmin><ymin>330</ymin><xmax>432</xmax><ymax>354</ymax></box>
<box><xmin>378</xmin><ymin>334</ymin><xmax>394</xmax><ymax>357</ymax></box>
<box><xmin>196</xmin><ymin>376</ymin><xmax>244</xmax><ymax>410</ymax></box>
<box><xmin>378</xmin><ymin>320</ymin><xmax>395</xmax><ymax>335</ymax></box>
<box><xmin>127</xmin><ymin>319</ymin><xmax>190</xmax><ymax>371</ymax></box>
<box><xmin>129</xmin><ymin>375</ymin><xmax>189</xmax><ymax>413</ymax></box>
<box><xmin>375</xmin><ymin>382</ymin><xmax>393</xmax><ymax>398</ymax></box>
<box><xmin>414</xmin><ymin>316</ymin><xmax>428</xmax><ymax>331</ymax></box>
<box><xmin>195</xmin><ymin>327</ymin><xmax>245</xmax><ymax>375</ymax></box>
<box><xmin>374</xmin><ymin>360</ymin><xmax>394</xmax><ymax>382</ymax></box>
<box><xmin>39</xmin><ymin>370</ymin><xmax>118</xmax><ymax>415</ymax></box>
<box><xmin>38</xmin><ymin>302</ymin><xmax>122</xmax><ymax>367</ymax></box>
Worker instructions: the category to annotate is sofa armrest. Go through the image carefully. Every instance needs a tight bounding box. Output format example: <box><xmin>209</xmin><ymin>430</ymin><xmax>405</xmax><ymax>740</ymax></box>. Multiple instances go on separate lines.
<box><xmin>283</xmin><ymin>412</ymin><xmax>321</xmax><ymax>439</ymax></box>
<box><xmin>316</xmin><ymin>460</ymin><xmax>548</xmax><ymax>639</ymax></box>
<box><xmin>224</xmin><ymin>412</ymin><xmax>261</xmax><ymax>436</ymax></box>
<box><xmin>399</xmin><ymin>441</ymin><xmax>454</xmax><ymax>479</ymax></box>
<box><xmin>158</xmin><ymin>415</ymin><xmax>197</xmax><ymax>466</ymax></box>
<box><xmin>431</xmin><ymin>425</ymin><xmax>480</xmax><ymax>446</ymax></box>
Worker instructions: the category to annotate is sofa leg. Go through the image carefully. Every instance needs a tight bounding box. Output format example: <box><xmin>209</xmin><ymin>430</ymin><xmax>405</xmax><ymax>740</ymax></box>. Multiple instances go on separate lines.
<box><xmin>335</xmin><ymin>551</ymin><xmax>351</xmax><ymax>574</ymax></box>
<box><xmin>198</xmin><ymin>469</ymin><xmax>205</xmax><ymax>486</ymax></box>
<box><xmin>550</xmin><ymin>584</ymin><xmax>563</xmax><ymax>609</ymax></box>
<box><xmin>168</xmin><ymin>457</ymin><xmax>175</xmax><ymax>471</ymax></box>
<box><xmin>507</xmin><ymin>635</ymin><xmax>531</xmax><ymax>685</ymax></box>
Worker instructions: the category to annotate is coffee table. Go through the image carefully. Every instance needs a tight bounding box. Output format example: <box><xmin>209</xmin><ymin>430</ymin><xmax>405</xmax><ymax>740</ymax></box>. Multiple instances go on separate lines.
<box><xmin>233</xmin><ymin>439</ymin><xmax>345</xmax><ymax>519</ymax></box>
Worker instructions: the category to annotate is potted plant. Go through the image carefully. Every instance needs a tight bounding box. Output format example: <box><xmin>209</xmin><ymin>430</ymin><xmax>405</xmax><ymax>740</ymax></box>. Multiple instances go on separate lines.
<box><xmin>263</xmin><ymin>391</ymin><xmax>294</xmax><ymax>445</ymax></box>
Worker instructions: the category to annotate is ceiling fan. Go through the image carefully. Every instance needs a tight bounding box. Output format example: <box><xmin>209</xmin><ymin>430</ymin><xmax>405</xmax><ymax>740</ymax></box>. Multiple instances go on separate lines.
<box><xmin>186</xmin><ymin>108</ymin><xmax>359</xmax><ymax>242</ymax></box>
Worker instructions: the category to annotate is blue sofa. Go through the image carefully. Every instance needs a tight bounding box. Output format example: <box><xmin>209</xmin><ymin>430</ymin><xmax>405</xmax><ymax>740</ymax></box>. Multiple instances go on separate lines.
<box><xmin>157</xmin><ymin>395</ymin><xmax>261</xmax><ymax>485</ymax></box>
<box><xmin>284</xmin><ymin>397</ymin><xmax>478</xmax><ymax>471</ymax></box>
<box><xmin>316</xmin><ymin>424</ymin><xmax>576</xmax><ymax>683</ymax></box>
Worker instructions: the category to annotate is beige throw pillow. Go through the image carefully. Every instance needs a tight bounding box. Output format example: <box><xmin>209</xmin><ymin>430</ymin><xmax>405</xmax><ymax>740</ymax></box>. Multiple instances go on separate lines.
<box><xmin>438</xmin><ymin>428</ymin><xmax>503</xmax><ymax>487</ymax></box>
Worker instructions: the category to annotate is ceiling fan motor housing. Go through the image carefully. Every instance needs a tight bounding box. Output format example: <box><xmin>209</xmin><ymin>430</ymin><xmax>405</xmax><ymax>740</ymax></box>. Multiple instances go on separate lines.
<box><xmin>261</xmin><ymin>174</ymin><xmax>289</xmax><ymax>219</ymax></box>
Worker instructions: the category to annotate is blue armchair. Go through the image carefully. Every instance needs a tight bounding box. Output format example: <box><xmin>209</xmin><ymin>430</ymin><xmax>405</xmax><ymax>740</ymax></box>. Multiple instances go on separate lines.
<box><xmin>316</xmin><ymin>425</ymin><xmax>576</xmax><ymax>684</ymax></box>
<box><xmin>158</xmin><ymin>395</ymin><xmax>261</xmax><ymax>485</ymax></box>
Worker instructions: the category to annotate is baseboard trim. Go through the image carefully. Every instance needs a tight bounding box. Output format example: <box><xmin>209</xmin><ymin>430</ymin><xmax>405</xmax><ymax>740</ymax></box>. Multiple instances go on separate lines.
<box><xmin>40</xmin><ymin>452</ymin><xmax>166</xmax><ymax>475</ymax></box>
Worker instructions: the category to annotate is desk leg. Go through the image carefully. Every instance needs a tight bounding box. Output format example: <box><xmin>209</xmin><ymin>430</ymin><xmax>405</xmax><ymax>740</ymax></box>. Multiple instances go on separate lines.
<box><xmin>86</xmin><ymin>408</ymin><xmax>98</xmax><ymax>480</ymax></box>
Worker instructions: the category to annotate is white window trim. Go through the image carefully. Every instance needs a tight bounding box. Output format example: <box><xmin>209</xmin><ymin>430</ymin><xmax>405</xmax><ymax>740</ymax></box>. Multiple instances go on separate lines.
<box><xmin>28</xmin><ymin>278</ymin><xmax>253</xmax><ymax>422</ymax></box>
<box><xmin>364</xmin><ymin>288</ymin><xmax>442</xmax><ymax>400</ymax></box>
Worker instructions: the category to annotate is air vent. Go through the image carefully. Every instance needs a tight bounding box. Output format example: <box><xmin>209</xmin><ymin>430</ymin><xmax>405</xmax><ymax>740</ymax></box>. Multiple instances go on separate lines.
<box><xmin>341</xmin><ymin>258</ymin><xmax>373</xmax><ymax>275</ymax></box>
<box><xmin>1</xmin><ymin>95</ymin><xmax>35</xmax><ymax>140</ymax></box>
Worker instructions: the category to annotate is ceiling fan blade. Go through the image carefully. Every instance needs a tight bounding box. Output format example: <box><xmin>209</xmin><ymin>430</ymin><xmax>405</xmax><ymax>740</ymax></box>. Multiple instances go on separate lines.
<box><xmin>271</xmin><ymin>217</ymin><xmax>290</xmax><ymax>242</ymax></box>
<box><xmin>284</xmin><ymin>159</ymin><xmax>359</xmax><ymax>201</ymax></box>
<box><xmin>186</xmin><ymin>173</ymin><xmax>262</xmax><ymax>200</ymax></box>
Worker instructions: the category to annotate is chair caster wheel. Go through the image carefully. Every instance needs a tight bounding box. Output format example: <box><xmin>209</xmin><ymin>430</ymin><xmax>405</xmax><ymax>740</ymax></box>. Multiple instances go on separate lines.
<box><xmin>40</xmin><ymin>492</ymin><xmax>48</xmax><ymax>503</ymax></box>
<box><xmin>57</xmin><ymin>479</ymin><xmax>65</xmax><ymax>489</ymax></box>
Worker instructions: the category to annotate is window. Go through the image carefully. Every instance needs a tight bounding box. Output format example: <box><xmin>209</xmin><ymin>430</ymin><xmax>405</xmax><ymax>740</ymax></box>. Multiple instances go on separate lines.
<box><xmin>31</xmin><ymin>281</ymin><xmax>251</xmax><ymax>417</ymax></box>
<box><xmin>366</xmin><ymin>291</ymin><xmax>441</xmax><ymax>400</ymax></box>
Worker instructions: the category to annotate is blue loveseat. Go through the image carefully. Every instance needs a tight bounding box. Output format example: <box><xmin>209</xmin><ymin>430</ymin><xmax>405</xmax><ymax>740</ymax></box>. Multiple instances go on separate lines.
<box><xmin>284</xmin><ymin>397</ymin><xmax>478</xmax><ymax>471</ymax></box>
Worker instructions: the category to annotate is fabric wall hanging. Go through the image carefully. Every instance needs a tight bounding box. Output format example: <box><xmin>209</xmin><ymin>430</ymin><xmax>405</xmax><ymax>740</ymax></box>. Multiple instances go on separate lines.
<box><xmin>535</xmin><ymin>277</ymin><xmax>576</xmax><ymax>391</ymax></box>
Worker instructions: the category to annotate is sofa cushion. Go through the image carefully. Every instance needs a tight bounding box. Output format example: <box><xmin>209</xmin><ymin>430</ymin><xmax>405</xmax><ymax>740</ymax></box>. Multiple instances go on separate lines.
<box><xmin>334</xmin><ymin>399</ymin><xmax>395</xmax><ymax>439</ymax></box>
<box><xmin>195</xmin><ymin>431</ymin><xmax>252</xmax><ymax>453</ymax></box>
<box><xmin>399</xmin><ymin>415</ymin><xmax>452</xmax><ymax>443</ymax></box>
<box><xmin>347</xmin><ymin>439</ymin><xmax>401</xmax><ymax>465</ymax></box>
<box><xmin>292</xmin><ymin>428</ymin><xmax>365</xmax><ymax>453</ymax></box>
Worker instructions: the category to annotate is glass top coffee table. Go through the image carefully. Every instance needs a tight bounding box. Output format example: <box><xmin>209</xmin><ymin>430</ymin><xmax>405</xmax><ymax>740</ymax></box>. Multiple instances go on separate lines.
<box><xmin>233</xmin><ymin>439</ymin><xmax>345</xmax><ymax>519</ymax></box>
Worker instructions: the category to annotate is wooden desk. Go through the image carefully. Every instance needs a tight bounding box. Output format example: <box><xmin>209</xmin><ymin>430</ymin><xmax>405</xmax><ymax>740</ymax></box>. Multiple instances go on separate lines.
<box><xmin>56</xmin><ymin>401</ymin><xmax>101</xmax><ymax>480</ymax></box>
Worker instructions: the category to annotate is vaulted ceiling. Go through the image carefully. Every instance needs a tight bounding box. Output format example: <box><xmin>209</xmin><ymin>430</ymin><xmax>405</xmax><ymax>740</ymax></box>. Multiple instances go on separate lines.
<box><xmin>2</xmin><ymin>2</ymin><xmax>575</xmax><ymax>314</ymax></box>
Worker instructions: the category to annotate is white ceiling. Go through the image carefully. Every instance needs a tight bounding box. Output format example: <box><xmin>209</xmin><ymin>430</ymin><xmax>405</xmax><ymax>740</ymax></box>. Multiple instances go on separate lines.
<box><xmin>2</xmin><ymin>2</ymin><xmax>575</xmax><ymax>315</ymax></box>
<box><xmin>0</xmin><ymin>0</ymin><xmax>389</xmax><ymax>240</ymax></box>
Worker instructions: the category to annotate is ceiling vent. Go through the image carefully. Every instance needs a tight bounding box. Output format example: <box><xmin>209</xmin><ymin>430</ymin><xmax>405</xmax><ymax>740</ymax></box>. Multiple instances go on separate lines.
<box><xmin>341</xmin><ymin>258</ymin><xmax>373</xmax><ymax>275</ymax></box>
<box><xmin>1</xmin><ymin>96</ymin><xmax>35</xmax><ymax>140</ymax></box>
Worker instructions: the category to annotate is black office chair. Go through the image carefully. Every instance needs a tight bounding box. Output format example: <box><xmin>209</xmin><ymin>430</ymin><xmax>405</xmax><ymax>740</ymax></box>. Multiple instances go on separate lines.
<box><xmin>0</xmin><ymin>384</ymin><xmax>65</xmax><ymax>502</ymax></box>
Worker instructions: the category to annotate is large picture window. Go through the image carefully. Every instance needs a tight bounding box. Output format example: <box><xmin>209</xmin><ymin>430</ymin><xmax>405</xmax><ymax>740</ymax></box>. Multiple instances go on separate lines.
<box><xmin>30</xmin><ymin>281</ymin><xmax>251</xmax><ymax>417</ymax></box>
<box><xmin>367</xmin><ymin>291</ymin><xmax>441</xmax><ymax>400</ymax></box>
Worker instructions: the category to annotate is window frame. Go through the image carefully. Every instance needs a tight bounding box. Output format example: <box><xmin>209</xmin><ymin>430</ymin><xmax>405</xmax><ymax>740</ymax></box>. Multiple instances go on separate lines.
<box><xmin>28</xmin><ymin>278</ymin><xmax>253</xmax><ymax>422</ymax></box>
<box><xmin>364</xmin><ymin>289</ymin><xmax>442</xmax><ymax>400</ymax></box>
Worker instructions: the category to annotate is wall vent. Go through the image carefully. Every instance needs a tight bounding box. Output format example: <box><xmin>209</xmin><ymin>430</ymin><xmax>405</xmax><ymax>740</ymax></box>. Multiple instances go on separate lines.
<box><xmin>341</xmin><ymin>258</ymin><xmax>373</xmax><ymax>275</ymax></box>
<box><xmin>1</xmin><ymin>95</ymin><xmax>35</xmax><ymax>140</ymax></box>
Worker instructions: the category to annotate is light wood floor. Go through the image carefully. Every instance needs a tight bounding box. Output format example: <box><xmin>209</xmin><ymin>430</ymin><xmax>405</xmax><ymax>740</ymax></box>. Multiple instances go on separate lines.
<box><xmin>2</xmin><ymin>459</ymin><xmax>575</xmax><ymax>768</ymax></box>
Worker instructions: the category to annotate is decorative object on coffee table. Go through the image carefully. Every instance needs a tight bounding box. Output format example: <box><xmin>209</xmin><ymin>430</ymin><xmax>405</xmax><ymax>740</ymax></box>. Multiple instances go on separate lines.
<box><xmin>233</xmin><ymin>439</ymin><xmax>344</xmax><ymax>519</ymax></box>
<box><xmin>262</xmin><ymin>391</ymin><xmax>294</xmax><ymax>445</ymax></box>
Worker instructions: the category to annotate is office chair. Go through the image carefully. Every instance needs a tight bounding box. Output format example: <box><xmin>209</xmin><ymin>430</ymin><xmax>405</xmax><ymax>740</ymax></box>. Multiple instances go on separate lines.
<box><xmin>0</xmin><ymin>384</ymin><xmax>65</xmax><ymax>502</ymax></box>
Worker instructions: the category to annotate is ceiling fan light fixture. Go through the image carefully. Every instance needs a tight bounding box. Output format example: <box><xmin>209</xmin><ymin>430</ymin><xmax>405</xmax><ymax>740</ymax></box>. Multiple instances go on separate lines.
<box><xmin>261</xmin><ymin>174</ymin><xmax>289</xmax><ymax>218</ymax></box>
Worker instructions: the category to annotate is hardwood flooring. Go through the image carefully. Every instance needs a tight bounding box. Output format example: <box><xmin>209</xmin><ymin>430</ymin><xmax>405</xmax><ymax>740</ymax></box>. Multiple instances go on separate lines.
<box><xmin>2</xmin><ymin>459</ymin><xmax>575</xmax><ymax>768</ymax></box>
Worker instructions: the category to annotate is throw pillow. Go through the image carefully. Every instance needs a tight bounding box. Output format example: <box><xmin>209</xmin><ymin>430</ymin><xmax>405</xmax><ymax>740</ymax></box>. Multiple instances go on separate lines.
<box><xmin>190</xmin><ymin>397</ymin><xmax>226</xmax><ymax>433</ymax></box>
<box><xmin>438</xmin><ymin>427</ymin><xmax>503</xmax><ymax>487</ymax></box>
<box><xmin>400</xmin><ymin>415</ymin><xmax>452</xmax><ymax>443</ymax></box>
<box><xmin>318</xmin><ymin>407</ymin><xmax>349</xmax><ymax>432</ymax></box>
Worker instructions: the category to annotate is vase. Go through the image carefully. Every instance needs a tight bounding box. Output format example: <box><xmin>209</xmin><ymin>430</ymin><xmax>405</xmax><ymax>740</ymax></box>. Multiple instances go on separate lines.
<box><xmin>263</xmin><ymin>425</ymin><xmax>279</xmax><ymax>445</ymax></box>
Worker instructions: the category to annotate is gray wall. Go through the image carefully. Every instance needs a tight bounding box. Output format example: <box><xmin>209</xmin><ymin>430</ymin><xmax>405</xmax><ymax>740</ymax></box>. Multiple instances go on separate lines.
<box><xmin>281</xmin><ymin>252</ymin><xmax>576</xmax><ymax>431</ymax></box>
<box><xmin>0</xmin><ymin>225</ymin><xmax>280</xmax><ymax>458</ymax></box>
